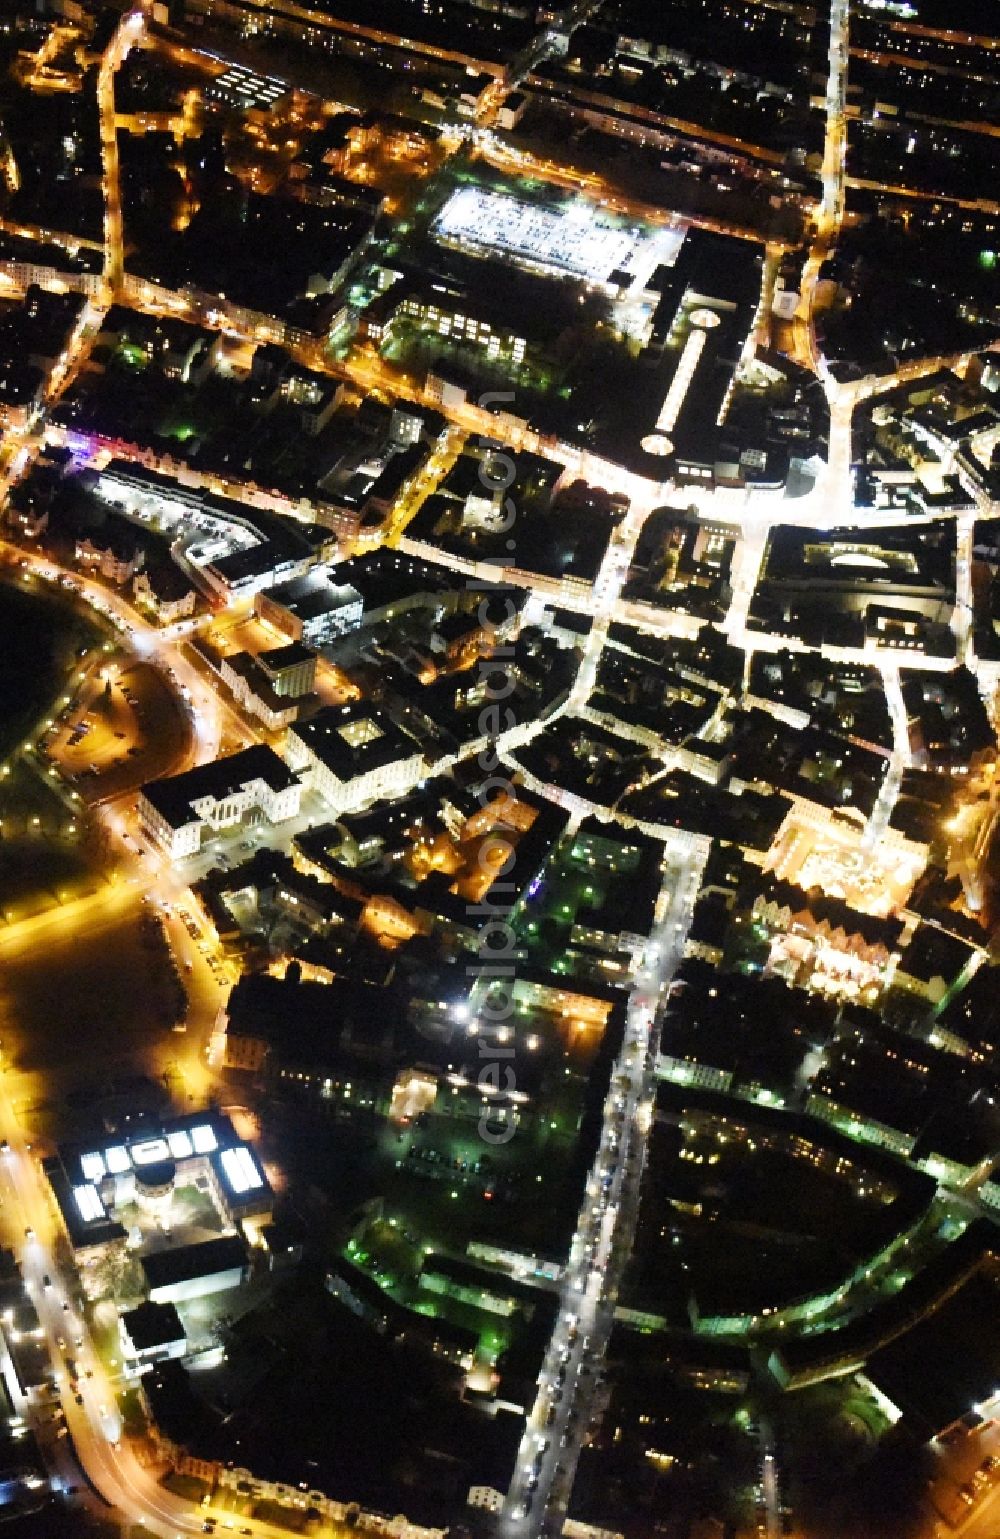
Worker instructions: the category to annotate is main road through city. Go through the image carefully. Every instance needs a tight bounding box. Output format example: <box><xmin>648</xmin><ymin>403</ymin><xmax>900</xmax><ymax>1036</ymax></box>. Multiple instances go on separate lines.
<box><xmin>503</xmin><ymin>840</ymin><xmax>706</xmax><ymax>1538</ymax></box>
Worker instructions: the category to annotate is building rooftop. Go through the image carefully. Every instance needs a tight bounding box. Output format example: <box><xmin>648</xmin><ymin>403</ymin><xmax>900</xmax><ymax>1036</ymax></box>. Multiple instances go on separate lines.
<box><xmin>325</xmin><ymin>549</ymin><xmax>464</xmax><ymax>610</ymax></box>
<box><xmin>223</xmin><ymin>971</ymin><xmax>394</xmax><ymax>1071</ymax></box>
<box><xmin>756</xmin><ymin>877</ymin><xmax>905</xmax><ymax>950</ymax></box>
<box><xmin>43</xmin><ymin>1162</ymin><xmax>127</xmax><ymax>1252</ymax></box>
<box><xmin>139</xmin><ymin>559</ymin><xmax>194</xmax><ymax>602</ymax></box>
<box><xmin>140</xmin><ymin>746</ymin><xmax>299</xmax><ymax>832</ymax></box>
<box><xmin>141</xmin><ymin>1235</ymin><xmax>249</xmax><ymax>1294</ymax></box>
<box><xmin>867</xmin><ymin>1265</ymin><xmax>1000</xmax><ymax>1437</ymax></box>
<box><xmin>121</xmin><ymin>1300</ymin><xmax>185</xmax><ymax>1354</ymax></box>
<box><xmin>259</xmin><ymin>641</ymin><xmax>314</xmax><ymax>673</ymax></box>
<box><xmin>290</xmin><ymin>703</ymin><xmax>421</xmax><ymax>785</ymax></box>
<box><xmin>260</xmin><ymin>569</ymin><xmax>362</xmax><ymax>624</ymax></box>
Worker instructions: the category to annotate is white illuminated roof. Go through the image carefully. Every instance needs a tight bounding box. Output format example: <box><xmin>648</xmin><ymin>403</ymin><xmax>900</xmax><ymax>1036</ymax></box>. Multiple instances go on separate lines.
<box><xmin>85</xmin><ymin>1124</ymin><xmax>217</xmax><ymax>1180</ymax></box>
<box><xmin>191</xmin><ymin>1124</ymin><xmax>218</xmax><ymax>1155</ymax></box>
<box><xmin>654</xmin><ymin>327</ymin><xmax>708</xmax><ymax>437</ymax></box>
<box><xmin>220</xmin><ymin>1146</ymin><xmax>264</xmax><ymax>1195</ymax></box>
<box><xmin>434</xmin><ymin>187</ymin><xmax>638</xmax><ymax>282</ymax></box>
<box><xmin>73</xmin><ymin>1185</ymin><xmax>106</xmax><ymax>1224</ymax></box>
<box><xmin>830</xmin><ymin>552</ymin><xmax>889</xmax><ymax>570</ymax></box>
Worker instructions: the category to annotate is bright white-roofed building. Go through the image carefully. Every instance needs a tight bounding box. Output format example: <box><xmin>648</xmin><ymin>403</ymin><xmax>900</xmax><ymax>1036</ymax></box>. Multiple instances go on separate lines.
<box><xmin>434</xmin><ymin>186</ymin><xmax>641</xmax><ymax>284</ymax></box>
<box><xmin>45</xmin><ymin>1112</ymin><xmax>274</xmax><ymax>1289</ymax></box>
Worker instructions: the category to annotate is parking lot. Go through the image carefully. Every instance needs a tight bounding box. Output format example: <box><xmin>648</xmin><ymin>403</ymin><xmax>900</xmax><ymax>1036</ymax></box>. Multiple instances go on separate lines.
<box><xmin>43</xmin><ymin>661</ymin><xmax>191</xmax><ymax>803</ymax></box>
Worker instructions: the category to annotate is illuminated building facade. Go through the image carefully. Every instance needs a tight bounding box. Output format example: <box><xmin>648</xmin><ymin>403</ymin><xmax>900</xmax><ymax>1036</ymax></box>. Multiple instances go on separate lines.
<box><xmin>138</xmin><ymin>745</ymin><xmax>302</xmax><ymax>859</ymax></box>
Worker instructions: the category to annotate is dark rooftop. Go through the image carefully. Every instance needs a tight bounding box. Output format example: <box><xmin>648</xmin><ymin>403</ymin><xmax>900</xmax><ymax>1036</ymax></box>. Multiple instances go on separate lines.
<box><xmin>121</xmin><ymin>1300</ymin><xmax>185</xmax><ymax>1353</ymax></box>
<box><xmin>141</xmin><ymin>1236</ymin><xmax>249</xmax><ymax>1293</ymax></box>
<box><xmin>140</xmin><ymin>746</ymin><xmax>299</xmax><ymax>831</ymax></box>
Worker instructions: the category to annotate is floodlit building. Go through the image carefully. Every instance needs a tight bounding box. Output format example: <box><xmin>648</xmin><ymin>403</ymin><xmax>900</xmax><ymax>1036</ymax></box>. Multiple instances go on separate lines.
<box><xmin>41</xmin><ymin>1163</ymin><xmax>127</xmax><ymax>1287</ymax></box>
<box><xmin>44</xmin><ymin>1111</ymin><xmax>272</xmax><ymax>1292</ymax></box>
<box><xmin>120</xmin><ymin>1301</ymin><xmax>187</xmax><ymax>1367</ymax></box>
<box><xmin>218</xmin><ymin>644</ymin><xmax>316</xmax><ymax>731</ymax></box>
<box><xmin>255</xmin><ymin>642</ymin><xmax>316</xmax><ymax>698</ymax></box>
<box><xmin>75</xmin><ymin>526</ymin><xmax>144</xmax><ymax>585</ymax></box>
<box><xmin>467</xmin><ymin>1486</ymin><xmax>505</xmax><ymax>1515</ymax></box>
<box><xmin>255</xmin><ymin>570</ymin><xmax>363</xmax><ymax>647</ymax></box>
<box><xmin>433</xmin><ymin>186</ymin><xmax>641</xmax><ymax>285</ymax></box>
<box><xmin>751</xmin><ymin>879</ymin><xmax>904</xmax><ymax>999</ymax></box>
<box><xmin>390</xmin><ymin>1068</ymin><xmax>438</xmax><ymax>1124</ymax></box>
<box><xmin>218</xmin><ymin>653</ymin><xmax>301</xmax><ymax>730</ymax></box>
<box><xmin>365</xmin><ymin>282</ymin><xmax>533</xmax><ymax>370</ymax></box>
<box><xmin>201</xmin><ymin>532</ymin><xmax>316</xmax><ymax>602</ymax></box>
<box><xmin>133</xmin><ymin>561</ymin><xmax>197</xmax><ymax>623</ymax></box>
<box><xmin>286</xmin><ymin>703</ymin><xmax>424</xmax><ymax>814</ymax></box>
<box><xmin>95</xmin><ymin>458</ymin><xmax>323</xmax><ymax>599</ymax></box>
<box><xmin>138</xmin><ymin>745</ymin><xmax>302</xmax><ymax>859</ymax></box>
<box><xmin>142</xmin><ymin>1236</ymin><xmax>251</xmax><ymax>1305</ymax></box>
